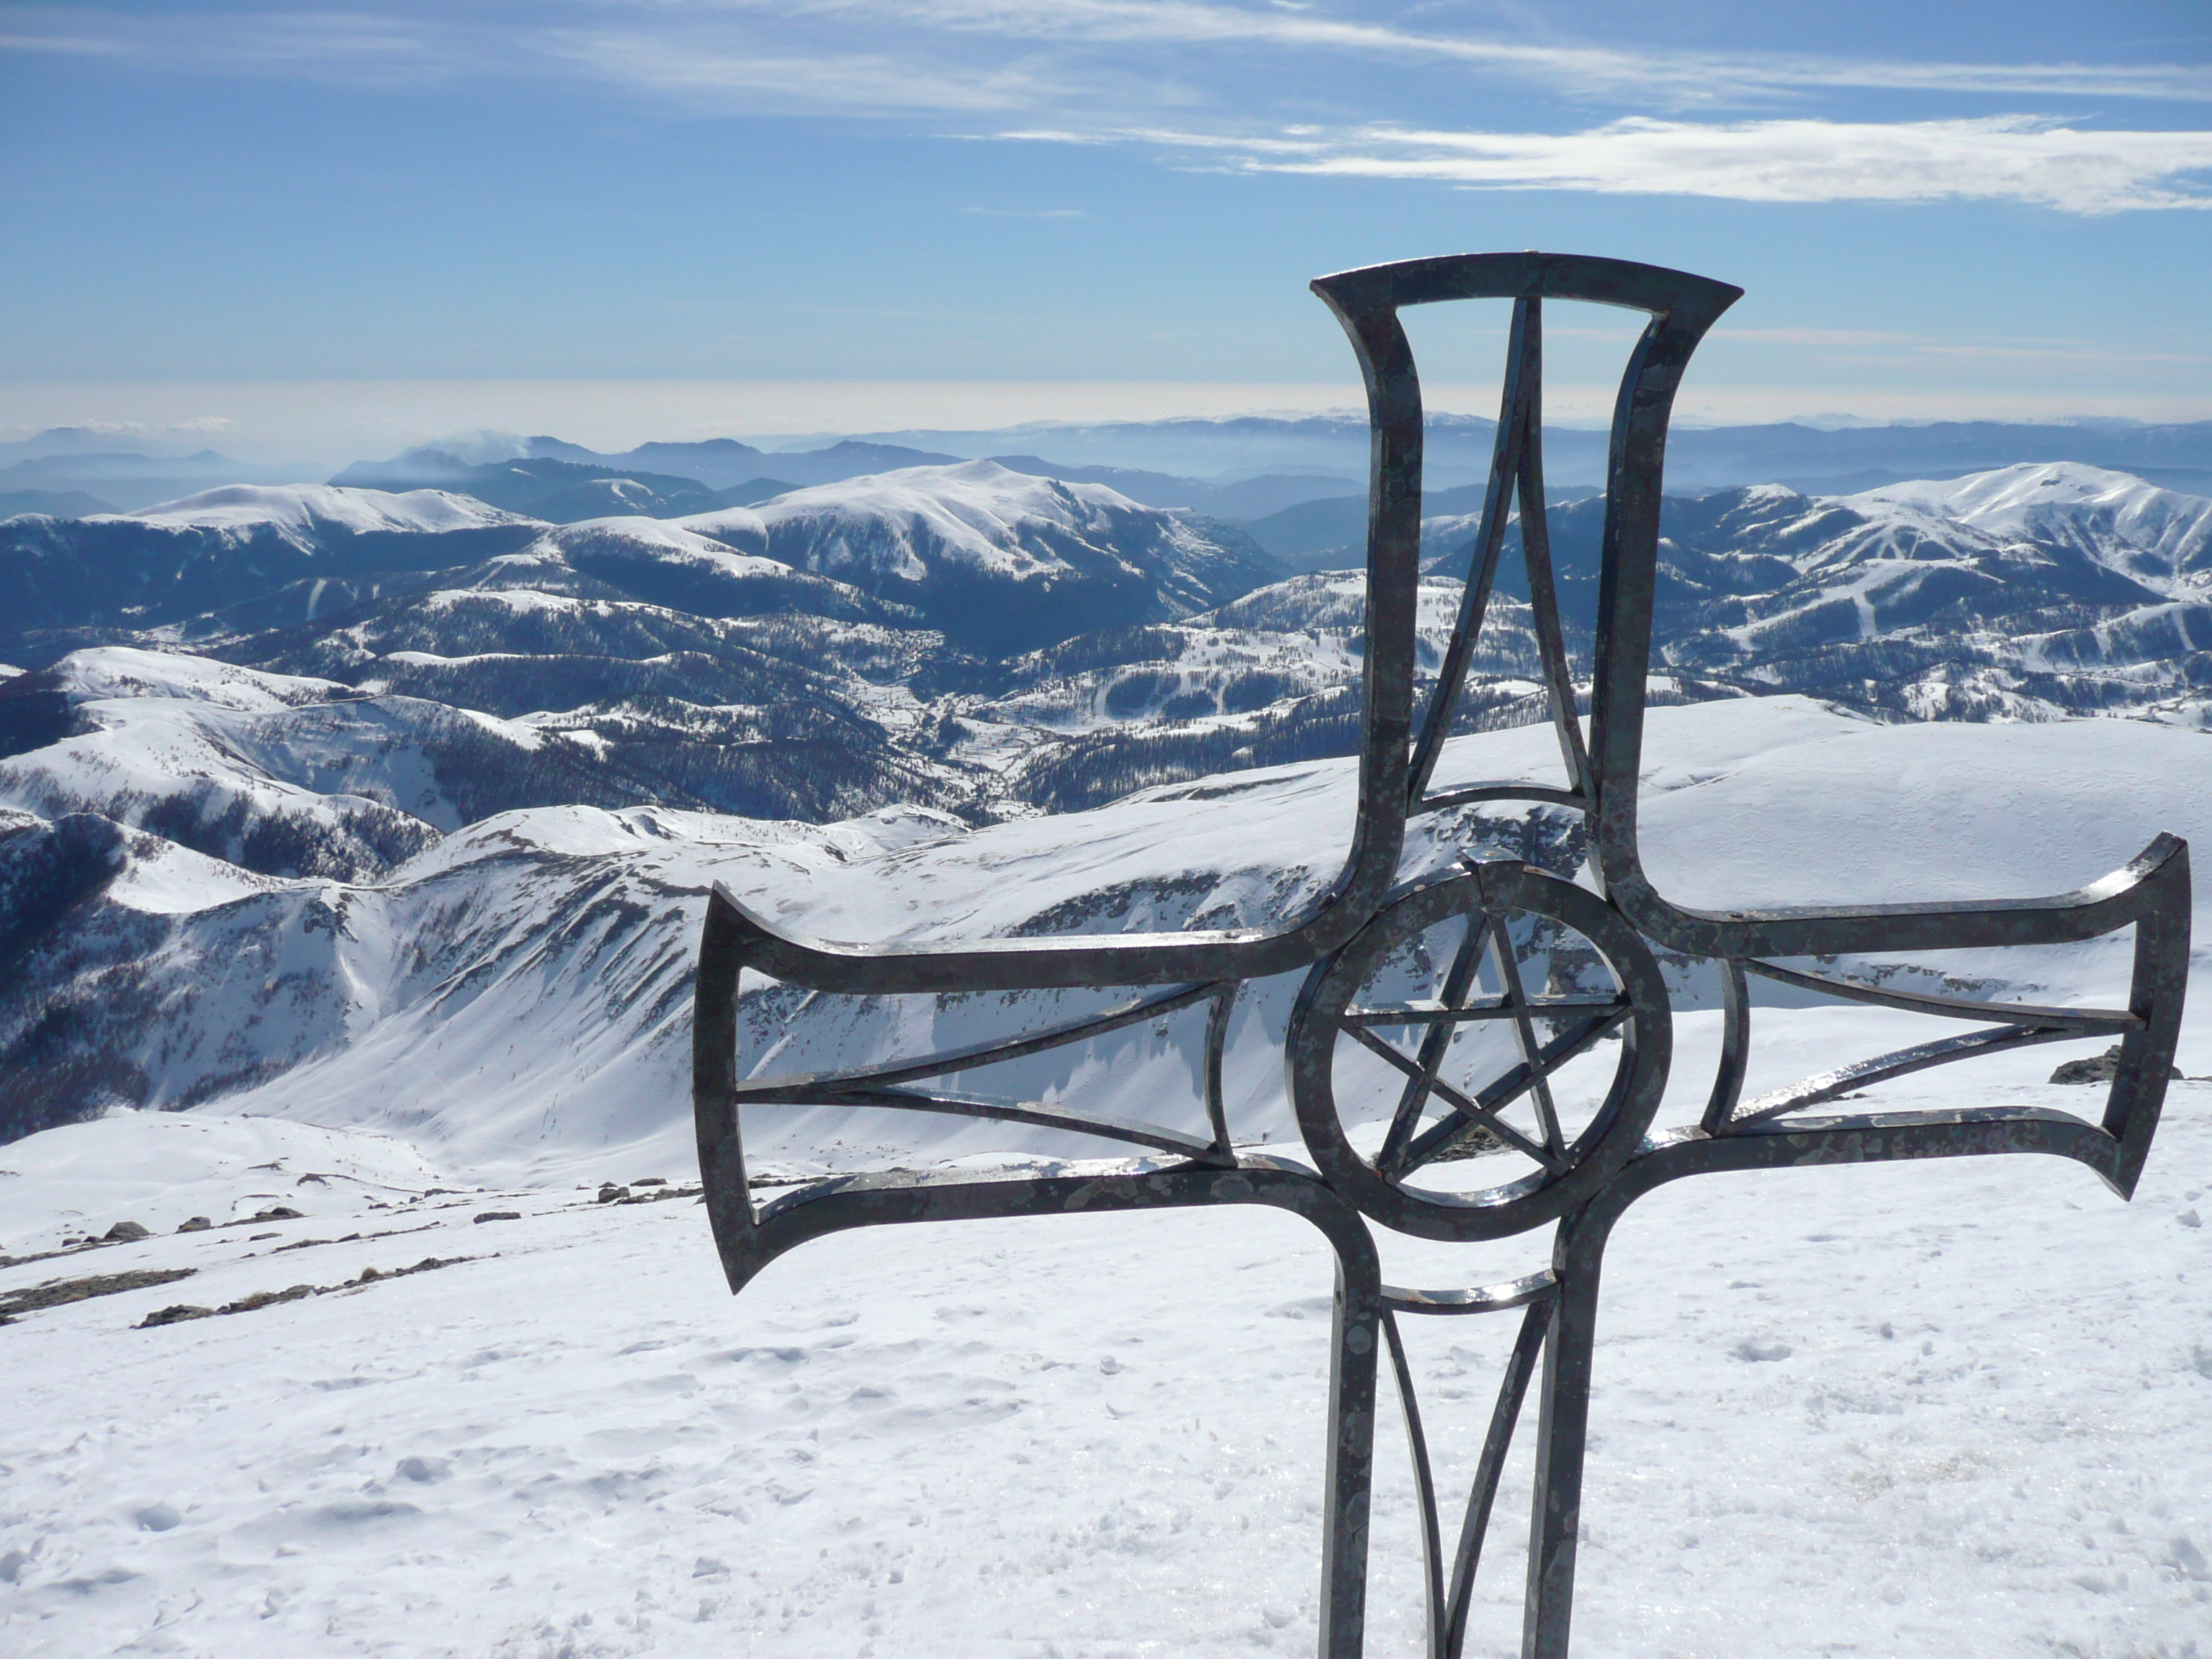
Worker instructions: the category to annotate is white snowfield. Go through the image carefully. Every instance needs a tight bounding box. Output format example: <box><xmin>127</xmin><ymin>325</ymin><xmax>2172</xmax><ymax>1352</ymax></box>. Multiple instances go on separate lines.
<box><xmin>99</xmin><ymin>484</ymin><xmax>534</xmax><ymax>542</ymax></box>
<box><xmin>667</xmin><ymin>501</ymin><xmax>770</xmax><ymax>547</ymax></box>
<box><xmin>2</xmin><ymin>696</ymin><xmax>2210</xmax><ymax>1656</ymax></box>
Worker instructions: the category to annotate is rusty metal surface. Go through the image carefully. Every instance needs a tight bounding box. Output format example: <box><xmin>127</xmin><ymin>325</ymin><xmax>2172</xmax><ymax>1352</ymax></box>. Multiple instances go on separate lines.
<box><xmin>691</xmin><ymin>251</ymin><xmax>2193</xmax><ymax>1658</ymax></box>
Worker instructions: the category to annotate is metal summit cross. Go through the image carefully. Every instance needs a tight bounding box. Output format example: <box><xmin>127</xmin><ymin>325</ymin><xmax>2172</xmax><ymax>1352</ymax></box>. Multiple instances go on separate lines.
<box><xmin>689</xmin><ymin>253</ymin><xmax>2193</xmax><ymax>1657</ymax></box>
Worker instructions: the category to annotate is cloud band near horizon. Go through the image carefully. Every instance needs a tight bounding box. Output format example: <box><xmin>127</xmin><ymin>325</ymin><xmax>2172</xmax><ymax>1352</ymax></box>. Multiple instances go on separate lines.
<box><xmin>999</xmin><ymin>117</ymin><xmax>2212</xmax><ymax>215</ymax></box>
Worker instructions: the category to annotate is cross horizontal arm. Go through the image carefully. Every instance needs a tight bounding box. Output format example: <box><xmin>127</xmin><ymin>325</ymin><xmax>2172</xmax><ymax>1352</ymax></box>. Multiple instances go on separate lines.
<box><xmin>1343</xmin><ymin>997</ymin><xmax>1626</xmax><ymax>1028</ymax></box>
<box><xmin>1740</xmin><ymin>958</ymin><xmax>2141</xmax><ymax>1033</ymax></box>
<box><xmin>785</xmin><ymin>1086</ymin><xmax>1228</xmax><ymax>1159</ymax></box>
<box><xmin>1727</xmin><ymin>1024</ymin><xmax>2098</xmax><ymax>1127</ymax></box>
<box><xmin>732</xmin><ymin>979</ymin><xmax>1226</xmax><ymax>1099</ymax></box>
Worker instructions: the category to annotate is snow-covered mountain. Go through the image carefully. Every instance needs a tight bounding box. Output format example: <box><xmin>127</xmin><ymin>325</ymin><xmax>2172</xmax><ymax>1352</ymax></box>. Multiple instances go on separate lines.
<box><xmin>335</xmin><ymin>434</ymin><xmax>966</xmax><ymax>495</ymax></box>
<box><xmin>0</xmin><ymin>648</ymin><xmax>706</xmax><ymax>884</ymax></box>
<box><xmin>0</xmin><ymin>629</ymin><xmax>966</xmax><ymax>873</ymax></box>
<box><xmin>980</xmin><ymin>571</ymin><xmax>1628</xmax><ymax>811</ymax></box>
<box><xmin>0</xmin><ymin>464</ymin><xmax>1277</xmax><ymax>660</ymax></box>
<box><xmin>106</xmin><ymin>485</ymin><xmax>529</xmax><ymax>544</ymax></box>
<box><xmin>4</xmin><ymin>460</ymin><xmax>2209</xmax><ymax>889</ymax></box>
<box><xmin>330</xmin><ymin>455</ymin><xmax>735</xmax><ymax>523</ymax></box>
<box><xmin>678</xmin><ymin>461</ymin><xmax>1281</xmax><ymax>653</ymax></box>
<box><xmin>847</xmin><ymin>410</ymin><xmax>2212</xmax><ymax>494</ymax></box>
<box><xmin>0</xmin><ymin>486</ymin><xmax>546</xmax><ymax>639</ymax></box>
<box><xmin>1397</xmin><ymin>462</ymin><xmax>2212</xmax><ymax>727</ymax></box>
<box><xmin>520</xmin><ymin>517</ymin><xmax>914</xmax><ymax>624</ymax></box>
<box><xmin>7</xmin><ymin>457</ymin><xmax>2212</xmax><ymax>1147</ymax></box>
<box><xmin>4</xmin><ymin>693</ymin><xmax>2206</xmax><ymax>1159</ymax></box>
<box><xmin>1849</xmin><ymin>462</ymin><xmax>2212</xmax><ymax>593</ymax></box>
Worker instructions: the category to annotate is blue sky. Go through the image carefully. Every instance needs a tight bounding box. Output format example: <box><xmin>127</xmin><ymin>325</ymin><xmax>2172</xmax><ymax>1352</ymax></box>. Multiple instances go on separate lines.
<box><xmin>3</xmin><ymin>1</ymin><xmax>2210</xmax><ymax>457</ymax></box>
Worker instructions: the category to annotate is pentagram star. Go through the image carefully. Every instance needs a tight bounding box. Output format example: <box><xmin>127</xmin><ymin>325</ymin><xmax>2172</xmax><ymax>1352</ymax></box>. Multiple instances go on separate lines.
<box><xmin>1337</xmin><ymin>905</ymin><xmax>1631</xmax><ymax>1181</ymax></box>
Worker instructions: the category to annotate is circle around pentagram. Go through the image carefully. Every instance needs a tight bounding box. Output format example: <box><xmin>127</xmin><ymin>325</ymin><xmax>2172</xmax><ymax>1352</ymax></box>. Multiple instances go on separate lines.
<box><xmin>1289</xmin><ymin>862</ymin><xmax>1673</xmax><ymax>1242</ymax></box>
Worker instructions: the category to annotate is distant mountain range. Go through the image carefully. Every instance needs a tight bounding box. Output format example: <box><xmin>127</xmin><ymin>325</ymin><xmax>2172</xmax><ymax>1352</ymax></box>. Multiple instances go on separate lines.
<box><xmin>3</xmin><ymin>454</ymin><xmax>2205</xmax><ymax>842</ymax></box>
<box><xmin>803</xmin><ymin>414</ymin><xmax>2212</xmax><ymax>498</ymax></box>
<box><xmin>320</xmin><ymin>415</ymin><xmax>2212</xmax><ymax>527</ymax></box>
<box><xmin>332</xmin><ymin>436</ymin><xmax>970</xmax><ymax>504</ymax></box>
<box><xmin>3</xmin><ymin>451</ymin><xmax>2211</xmax><ymax>1138</ymax></box>
<box><xmin>0</xmin><ymin>448</ymin><xmax>296</xmax><ymax>517</ymax></box>
<box><xmin>12</xmin><ymin>413</ymin><xmax>2212</xmax><ymax>523</ymax></box>
<box><xmin>0</xmin><ymin>463</ymin><xmax>1275</xmax><ymax>660</ymax></box>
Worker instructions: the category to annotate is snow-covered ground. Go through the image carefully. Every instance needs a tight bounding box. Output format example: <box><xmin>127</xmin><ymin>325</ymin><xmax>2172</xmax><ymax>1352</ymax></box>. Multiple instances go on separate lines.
<box><xmin>4</xmin><ymin>697</ymin><xmax>2210</xmax><ymax>1655</ymax></box>
<box><xmin>1</xmin><ymin>1056</ymin><xmax>2207</xmax><ymax>1658</ymax></box>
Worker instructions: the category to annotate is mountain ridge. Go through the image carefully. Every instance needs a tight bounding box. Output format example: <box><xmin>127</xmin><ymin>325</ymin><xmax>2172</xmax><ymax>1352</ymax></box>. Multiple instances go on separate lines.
<box><xmin>4</xmin><ymin>455</ymin><xmax>2211</xmax><ymax>1148</ymax></box>
<box><xmin>4</xmin><ymin>695</ymin><xmax>2205</xmax><ymax>1156</ymax></box>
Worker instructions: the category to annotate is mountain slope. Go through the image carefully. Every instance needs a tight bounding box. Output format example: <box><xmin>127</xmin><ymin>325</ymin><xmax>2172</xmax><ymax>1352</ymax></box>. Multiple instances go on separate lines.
<box><xmin>0</xmin><ymin>487</ymin><xmax>545</xmax><ymax>644</ymax></box>
<box><xmin>680</xmin><ymin>461</ymin><xmax>1282</xmax><ymax>653</ymax></box>
<box><xmin>12</xmin><ymin>462</ymin><xmax>2211</xmax><ymax>850</ymax></box>
<box><xmin>4</xmin><ymin>696</ymin><xmax>2204</xmax><ymax>1157</ymax></box>
<box><xmin>1849</xmin><ymin>463</ymin><xmax>2212</xmax><ymax>594</ymax></box>
<box><xmin>335</xmin><ymin>436</ymin><xmax>968</xmax><ymax>498</ymax></box>
<box><xmin>0</xmin><ymin>620</ymin><xmax>975</xmax><ymax>882</ymax></box>
<box><xmin>330</xmin><ymin>456</ymin><xmax>728</xmax><ymax>522</ymax></box>
<box><xmin>0</xmin><ymin>648</ymin><xmax>662</xmax><ymax>878</ymax></box>
<box><xmin>9</xmin><ymin>461</ymin><xmax>2211</xmax><ymax>734</ymax></box>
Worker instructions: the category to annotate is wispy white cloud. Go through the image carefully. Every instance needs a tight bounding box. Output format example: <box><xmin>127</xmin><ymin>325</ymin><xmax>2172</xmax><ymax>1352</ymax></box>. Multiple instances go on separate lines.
<box><xmin>997</xmin><ymin>125</ymin><xmax>1316</xmax><ymax>151</ymax></box>
<box><xmin>545</xmin><ymin>30</ymin><xmax>1061</xmax><ymax>113</ymax></box>
<box><xmin>1907</xmin><ymin>341</ymin><xmax>2212</xmax><ymax>365</ymax></box>
<box><xmin>788</xmin><ymin>0</ymin><xmax>2212</xmax><ymax>106</ymax></box>
<box><xmin>0</xmin><ymin>27</ymin><xmax>125</xmax><ymax>55</ymax></box>
<box><xmin>1</xmin><ymin>6</ymin><xmax>467</xmax><ymax>87</ymax></box>
<box><xmin>7</xmin><ymin>4</ymin><xmax>2211</xmax><ymax>220</ymax></box>
<box><xmin>1719</xmin><ymin>328</ymin><xmax>1929</xmax><ymax>346</ymax></box>
<box><xmin>1017</xmin><ymin>115</ymin><xmax>2212</xmax><ymax>214</ymax></box>
<box><xmin>6</xmin><ymin>2</ymin><xmax>2209</xmax><ymax>117</ymax></box>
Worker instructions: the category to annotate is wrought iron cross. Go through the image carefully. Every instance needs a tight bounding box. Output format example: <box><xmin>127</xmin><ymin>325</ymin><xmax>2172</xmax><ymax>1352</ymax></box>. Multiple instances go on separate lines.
<box><xmin>692</xmin><ymin>253</ymin><xmax>2190</xmax><ymax>1657</ymax></box>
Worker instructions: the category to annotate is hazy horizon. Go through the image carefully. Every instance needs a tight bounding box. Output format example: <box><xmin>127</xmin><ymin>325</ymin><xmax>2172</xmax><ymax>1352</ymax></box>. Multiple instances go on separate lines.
<box><xmin>6</xmin><ymin>377</ymin><xmax>2211</xmax><ymax>475</ymax></box>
